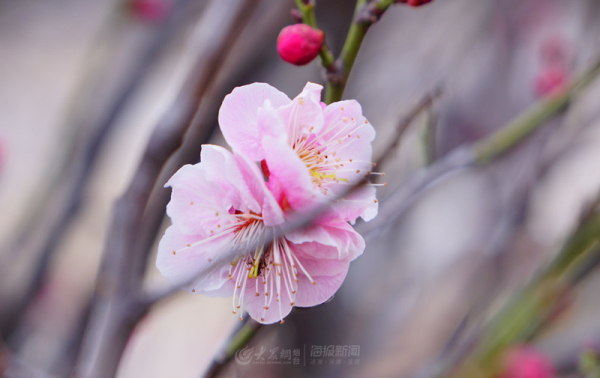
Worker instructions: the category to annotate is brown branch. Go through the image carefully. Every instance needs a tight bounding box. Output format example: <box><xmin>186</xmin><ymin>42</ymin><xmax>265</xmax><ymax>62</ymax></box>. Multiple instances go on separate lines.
<box><xmin>375</xmin><ymin>86</ymin><xmax>443</xmax><ymax>170</ymax></box>
<box><xmin>73</xmin><ymin>2</ymin><xmax>260</xmax><ymax>378</ymax></box>
<box><xmin>0</xmin><ymin>0</ymin><xmax>198</xmax><ymax>340</ymax></box>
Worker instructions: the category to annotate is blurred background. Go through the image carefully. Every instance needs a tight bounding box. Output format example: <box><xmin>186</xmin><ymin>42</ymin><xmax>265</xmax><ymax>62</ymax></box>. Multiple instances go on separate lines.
<box><xmin>2</xmin><ymin>0</ymin><xmax>600</xmax><ymax>377</ymax></box>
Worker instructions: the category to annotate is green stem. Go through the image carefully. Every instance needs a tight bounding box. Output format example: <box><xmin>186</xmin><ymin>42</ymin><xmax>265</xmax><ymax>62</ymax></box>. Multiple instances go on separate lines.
<box><xmin>205</xmin><ymin>320</ymin><xmax>262</xmax><ymax>378</ymax></box>
<box><xmin>455</xmin><ymin>211</ymin><xmax>600</xmax><ymax>378</ymax></box>
<box><xmin>294</xmin><ymin>0</ymin><xmax>336</xmax><ymax>70</ymax></box>
<box><xmin>474</xmin><ymin>58</ymin><xmax>600</xmax><ymax>163</ymax></box>
<box><xmin>324</xmin><ymin>0</ymin><xmax>368</xmax><ymax>104</ymax></box>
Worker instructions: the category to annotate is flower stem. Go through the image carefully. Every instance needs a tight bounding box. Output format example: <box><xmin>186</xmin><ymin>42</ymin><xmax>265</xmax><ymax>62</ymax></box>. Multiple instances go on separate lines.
<box><xmin>204</xmin><ymin>319</ymin><xmax>262</xmax><ymax>378</ymax></box>
<box><xmin>294</xmin><ymin>0</ymin><xmax>396</xmax><ymax>104</ymax></box>
<box><xmin>324</xmin><ymin>0</ymin><xmax>366</xmax><ymax>103</ymax></box>
<box><xmin>294</xmin><ymin>0</ymin><xmax>336</xmax><ymax>70</ymax></box>
<box><xmin>473</xmin><ymin>58</ymin><xmax>600</xmax><ymax>163</ymax></box>
<box><xmin>452</xmin><ymin>210</ymin><xmax>600</xmax><ymax>378</ymax></box>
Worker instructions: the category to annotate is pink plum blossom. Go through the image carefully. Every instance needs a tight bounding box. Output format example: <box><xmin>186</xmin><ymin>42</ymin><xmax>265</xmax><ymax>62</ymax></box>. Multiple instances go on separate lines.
<box><xmin>156</xmin><ymin>145</ymin><xmax>366</xmax><ymax>324</ymax></box>
<box><xmin>218</xmin><ymin>82</ymin><xmax>379</xmax><ymax>223</ymax></box>
<box><xmin>500</xmin><ymin>345</ymin><xmax>554</xmax><ymax>378</ymax></box>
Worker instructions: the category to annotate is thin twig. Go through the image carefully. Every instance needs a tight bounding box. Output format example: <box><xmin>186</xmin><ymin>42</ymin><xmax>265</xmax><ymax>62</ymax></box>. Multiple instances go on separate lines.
<box><xmin>375</xmin><ymin>86</ymin><xmax>443</xmax><ymax>170</ymax></box>
<box><xmin>0</xmin><ymin>0</ymin><xmax>196</xmax><ymax>339</ymax></box>
<box><xmin>360</xmin><ymin>56</ymin><xmax>600</xmax><ymax>238</ymax></box>
<box><xmin>202</xmin><ymin>319</ymin><xmax>262</xmax><ymax>378</ymax></box>
<box><xmin>73</xmin><ymin>2</ymin><xmax>259</xmax><ymax>378</ymax></box>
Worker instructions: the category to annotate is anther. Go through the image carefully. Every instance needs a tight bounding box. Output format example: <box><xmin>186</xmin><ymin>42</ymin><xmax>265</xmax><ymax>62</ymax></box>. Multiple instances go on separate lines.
<box><xmin>190</xmin><ymin>201</ymin><xmax>194</xmax><ymax>205</ymax></box>
<box><xmin>172</xmin><ymin>250</ymin><xmax>176</xmax><ymax>255</ymax></box>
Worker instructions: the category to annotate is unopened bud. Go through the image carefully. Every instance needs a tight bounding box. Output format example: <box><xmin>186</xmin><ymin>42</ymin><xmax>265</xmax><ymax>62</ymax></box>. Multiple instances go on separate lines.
<box><xmin>128</xmin><ymin>0</ymin><xmax>171</xmax><ymax>22</ymax></box>
<box><xmin>534</xmin><ymin>65</ymin><xmax>569</xmax><ymax>97</ymax></box>
<box><xmin>500</xmin><ymin>345</ymin><xmax>555</xmax><ymax>378</ymax></box>
<box><xmin>396</xmin><ymin>0</ymin><xmax>433</xmax><ymax>7</ymax></box>
<box><xmin>277</xmin><ymin>24</ymin><xmax>324</xmax><ymax>66</ymax></box>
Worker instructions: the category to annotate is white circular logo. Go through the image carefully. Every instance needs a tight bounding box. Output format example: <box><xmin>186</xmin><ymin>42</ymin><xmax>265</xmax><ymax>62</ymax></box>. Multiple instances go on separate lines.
<box><xmin>234</xmin><ymin>346</ymin><xmax>254</xmax><ymax>365</ymax></box>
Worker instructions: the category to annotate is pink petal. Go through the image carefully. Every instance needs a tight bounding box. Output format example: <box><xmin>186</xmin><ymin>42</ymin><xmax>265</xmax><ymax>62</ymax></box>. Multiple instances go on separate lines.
<box><xmin>262</xmin><ymin>135</ymin><xmax>316</xmax><ymax>212</ymax></box>
<box><xmin>200</xmin><ymin>145</ymin><xmax>261</xmax><ymax>214</ymax></box>
<box><xmin>156</xmin><ymin>226</ymin><xmax>232</xmax><ymax>293</ymax></box>
<box><xmin>256</xmin><ymin>100</ymin><xmax>288</xmax><ymax>143</ymax></box>
<box><xmin>285</xmin><ymin>221</ymin><xmax>365</xmax><ymax>261</ymax></box>
<box><xmin>233</xmin><ymin>153</ymin><xmax>284</xmax><ymax>226</ymax></box>
<box><xmin>242</xmin><ymin>276</ymin><xmax>294</xmax><ymax>324</ymax></box>
<box><xmin>166</xmin><ymin>163</ymin><xmax>235</xmax><ymax>237</ymax></box>
<box><xmin>294</xmin><ymin>269</ymin><xmax>349</xmax><ymax>308</ymax></box>
<box><xmin>322</xmin><ymin>100</ymin><xmax>375</xmax><ymax>142</ymax></box>
<box><xmin>218</xmin><ymin>83</ymin><xmax>291</xmax><ymax>161</ymax></box>
<box><xmin>333</xmin><ymin>185</ymin><xmax>379</xmax><ymax>223</ymax></box>
<box><xmin>278</xmin><ymin>82</ymin><xmax>325</xmax><ymax>140</ymax></box>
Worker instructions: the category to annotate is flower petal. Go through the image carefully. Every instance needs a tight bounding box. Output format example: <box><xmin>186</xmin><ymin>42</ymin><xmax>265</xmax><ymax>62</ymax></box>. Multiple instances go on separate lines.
<box><xmin>156</xmin><ymin>226</ymin><xmax>232</xmax><ymax>293</ymax></box>
<box><xmin>294</xmin><ymin>269</ymin><xmax>349</xmax><ymax>308</ymax></box>
<box><xmin>218</xmin><ymin>83</ymin><xmax>291</xmax><ymax>161</ymax></box>
<box><xmin>243</xmin><ymin>276</ymin><xmax>294</xmax><ymax>324</ymax></box>
<box><xmin>262</xmin><ymin>135</ymin><xmax>316</xmax><ymax>212</ymax></box>
<box><xmin>333</xmin><ymin>185</ymin><xmax>379</xmax><ymax>223</ymax></box>
<box><xmin>166</xmin><ymin>163</ymin><xmax>235</xmax><ymax>237</ymax></box>
<box><xmin>286</xmin><ymin>221</ymin><xmax>365</xmax><ymax>261</ymax></box>
<box><xmin>278</xmin><ymin>82</ymin><xmax>325</xmax><ymax>141</ymax></box>
<box><xmin>233</xmin><ymin>153</ymin><xmax>284</xmax><ymax>226</ymax></box>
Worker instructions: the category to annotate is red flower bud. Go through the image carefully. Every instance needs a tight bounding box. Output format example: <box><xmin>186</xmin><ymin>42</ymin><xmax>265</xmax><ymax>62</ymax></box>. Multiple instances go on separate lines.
<box><xmin>534</xmin><ymin>65</ymin><xmax>569</xmax><ymax>98</ymax></box>
<box><xmin>277</xmin><ymin>24</ymin><xmax>324</xmax><ymax>66</ymax></box>
<box><xmin>396</xmin><ymin>0</ymin><xmax>433</xmax><ymax>7</ymax></box>
<box><xmin>501</xmin><ymin>345</ymin><xmax>555</xmax><ymax>378</ymax></box>
<box><xmin>129</xmin><ymin>0</ymin><xmax>171</xmax><ymax>22</ymax></box>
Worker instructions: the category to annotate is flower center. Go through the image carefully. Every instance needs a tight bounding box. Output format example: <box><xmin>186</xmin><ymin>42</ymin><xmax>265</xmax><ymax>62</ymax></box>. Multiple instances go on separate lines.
<box><xmin>228</xmin><ymin>231</ymin><xmax>315</xmax><ymax>324</ymax></box>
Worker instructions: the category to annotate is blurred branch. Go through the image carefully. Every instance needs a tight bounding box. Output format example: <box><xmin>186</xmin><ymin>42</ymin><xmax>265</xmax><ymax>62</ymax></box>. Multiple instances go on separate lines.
<box><xmin>2</xmin><ymin>346</ymin><xmax>59</xmax><ymax>378</ymax></box>
<box><xmin>449</xmin><ymin>207</ymin><xmax>600</xmax><ymax>378</ymax></box>
<box><xmin>73</xmin><ymin>1</ymin><xmax>260</xmax><ymax>378</ymax></box>
<box><xmin>0</xmin><ymin>0</ymin><xmax>197</xmax><ymax>340</ymax></box>
<box><xmin>422</xmin><ymin>108</ymin><xmax>438</xmax><ymax>166</ymax></box>
<box><xmin>202</xmin><ymin>319</ymin><xmax>262</xmax><ymax>378</ymax></box>
<box><xmin>375</xmin><ymin>86</ymin><xmax>443</xmax><ymax>170</ymax></box>
<box><xmin>361</xmin><ymin>56</ymin><xmax>600</xmax><ymax>238</ymax></box>
<box><xmin>474</xmin><ymin>58</ymin><xmax>600</xmax><ymax>163</ymax></box>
